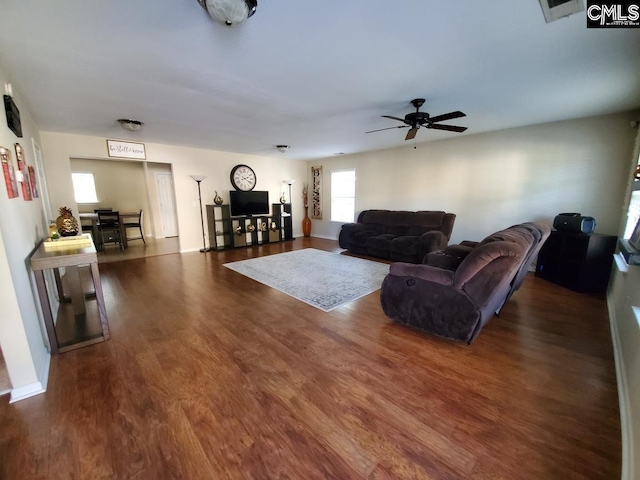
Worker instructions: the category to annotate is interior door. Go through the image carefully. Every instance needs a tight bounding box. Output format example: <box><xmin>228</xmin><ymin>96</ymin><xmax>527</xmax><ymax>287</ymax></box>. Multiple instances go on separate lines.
<box><xmin>156</xmin><ymin>173</ymin><xmax>179</xmax><ymax>238</ymax></box>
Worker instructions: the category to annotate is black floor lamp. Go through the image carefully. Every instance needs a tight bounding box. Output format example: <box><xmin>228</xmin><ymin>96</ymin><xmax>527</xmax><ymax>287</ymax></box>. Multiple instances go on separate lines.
<box><xmin>283</xmin><ymin>179</ymin><xmax>295</xmax><ymax>205</ymax></box>
<box><xmin>190</xmin><ymin>175</ymin><xmax>210</xmax><ymax>253</ymax></box>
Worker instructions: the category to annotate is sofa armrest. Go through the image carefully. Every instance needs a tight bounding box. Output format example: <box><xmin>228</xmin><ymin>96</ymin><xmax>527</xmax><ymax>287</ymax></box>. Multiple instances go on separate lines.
<box><xmin>444</xmin><ymin>244</ymin><xmax>475</xmax><ymax>257</ymax></box>
<box><xmin>423</xmin><ymin>250</ymin><xmax>466</xmax><ymax>271</ymax></box>
<box><xmin>338</xmin><ymin>223</ymin><xmax>363</xmax><ymax>249</ymax></box>
<box><xmin>389</xmin><ymin>263</ymin><xmax>454</xmax><ymax>286</ymax></box>
<box><xmin>419</xmin><ymin>230</ymin><xmax>448</xmax><ymax>256</ymax></box>
<box><xmin>460</xmin><ymin>240</ymin><xmax>479</xmax><ymax>248</ymax></box>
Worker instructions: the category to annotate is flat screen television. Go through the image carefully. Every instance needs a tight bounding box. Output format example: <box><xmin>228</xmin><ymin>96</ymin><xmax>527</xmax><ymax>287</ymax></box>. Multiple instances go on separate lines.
<box><xmin>229</xmin><ymin>190</ymin><xmax>269</xmax><ymax>217</ymax></box>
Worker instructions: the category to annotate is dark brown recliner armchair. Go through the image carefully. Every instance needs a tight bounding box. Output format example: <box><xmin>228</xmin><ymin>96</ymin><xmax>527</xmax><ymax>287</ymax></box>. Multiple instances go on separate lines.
<box><xmin>380</xmin><ymin>228</ymin><xmax>535</xmax><ymax>343</ymax></box>
<box><xmin>425</xmin><ymin>222</ymin><xmax>551</xmax><ymax>312</ymax></box>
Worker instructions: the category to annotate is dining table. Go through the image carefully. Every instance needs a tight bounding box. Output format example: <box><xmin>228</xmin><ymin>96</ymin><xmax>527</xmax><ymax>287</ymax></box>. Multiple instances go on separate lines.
<box><xmin>79</xmin><ymin>212</ymin><xmax>140</xmax><ymax>250</ymax></box>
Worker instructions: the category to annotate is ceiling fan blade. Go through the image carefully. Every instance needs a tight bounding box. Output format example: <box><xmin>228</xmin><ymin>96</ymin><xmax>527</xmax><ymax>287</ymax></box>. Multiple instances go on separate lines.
<box><xmin>381</xmin><ymin>115</ymin><xmax>409</xmax><ymax>124</ymax></box>
<box><xmin>365</xmin><ymin>125</ymin><xmax>409</xmax><ymax>134</ymax></box>
<box><xmin>429</xmin><ymin>111</ymin><xmax>466</xmax><ymax>123</ymax></box>
<box><xmin>428</xmin><ymin>124</ymin><xmax>468</xmax><ymax>133</ymax></box>
<box><xmin>405</xmin><ymin>127</ymin><xmax>418</xmax><ymax>141</ymax></box>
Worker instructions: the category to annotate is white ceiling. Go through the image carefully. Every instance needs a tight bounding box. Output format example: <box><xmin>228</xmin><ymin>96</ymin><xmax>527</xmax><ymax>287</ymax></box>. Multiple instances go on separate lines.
<box><xmin>1</xmin><ymin>0</ymin><xmax>639</xmax><ymax>160</ymax></box>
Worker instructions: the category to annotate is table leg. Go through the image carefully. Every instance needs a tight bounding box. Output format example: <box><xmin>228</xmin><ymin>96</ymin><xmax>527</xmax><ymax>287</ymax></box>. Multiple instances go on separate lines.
<box><xmin>90</xmin><ymin>262</ymin><xmax>110</xmax><ymax>340</ymax></box>
<box><xmin>120</xmin><ymin>222</ymin><xmax>128</xmax><ymax>249</ymax></box>
<box><xmin>65</xmin><ymin>265</ymin><xmax>87</xmax><ymax>323</ymax></box>
<box><xmin>53</xmin><ymin>268</ymin><xmax>66</xmax><ymax>302</ymax></box>
<box><xmin>34</xmin><ymin>270</ymin><xmax>59</xmax><ymax>355</ymax></box>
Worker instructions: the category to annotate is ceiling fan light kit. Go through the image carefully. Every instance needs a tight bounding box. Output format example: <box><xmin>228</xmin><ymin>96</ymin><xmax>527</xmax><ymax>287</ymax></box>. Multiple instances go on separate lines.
<box><xmin>197</xmin><ymin>0</ymin><xmax>257</xmax><ymax>26</ymax></box>
<box><xmin>276</xmin><ymin>145</ymin><xmax>290</xmax><ymax>153</ymax></box>
<box><xmin>366</xmin><ymin>98</ymin><xmax>467</xmax><ymax>141</ymax></box>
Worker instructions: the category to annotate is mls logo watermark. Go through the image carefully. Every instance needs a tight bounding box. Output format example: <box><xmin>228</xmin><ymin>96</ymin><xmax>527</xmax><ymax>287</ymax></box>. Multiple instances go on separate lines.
<box><xmin>587</xmin><ymin>1</ymin><xmax>640</xmax><ymax>27</ymax></box>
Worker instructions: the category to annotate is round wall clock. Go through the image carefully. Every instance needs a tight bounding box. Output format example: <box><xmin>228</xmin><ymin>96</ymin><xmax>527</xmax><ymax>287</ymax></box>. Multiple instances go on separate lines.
<box><xmin>230</xmin><ymin>164</ymin><xmax>257</xmax><ymax>191</ymax></box>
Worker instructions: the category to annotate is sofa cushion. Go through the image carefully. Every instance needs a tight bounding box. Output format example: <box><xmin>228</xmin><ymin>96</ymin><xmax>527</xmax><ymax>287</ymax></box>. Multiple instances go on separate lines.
<box><xmin>413</xmin><ymin>211</ymin><xmax>448</xmax><ymax>228</ymax></box>
<box><xmin>366</xmin><ymin>234</ymin><xmax>397</xmax><ymax>259</ymax></box>
<box><xmin>390</xmin><ymin>236</ymin><xmax>420</xmax><ymax>262</ymax></box>
<box><xmin>389</xmin><ymin>225</ymin><xmax>409</xmax><ymax>236</ymax></box>
<box><xmin>407</xmin><ymin>225</ymin><xmax>429</xmax><ymax>236</ymax></box>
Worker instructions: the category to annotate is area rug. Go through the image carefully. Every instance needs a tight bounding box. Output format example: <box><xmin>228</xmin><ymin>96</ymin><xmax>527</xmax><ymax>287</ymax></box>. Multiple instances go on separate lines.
<box><xmin>223</xmin><ymin>248</ymin><xmax>390</xmax><ymax>312</ymax></box>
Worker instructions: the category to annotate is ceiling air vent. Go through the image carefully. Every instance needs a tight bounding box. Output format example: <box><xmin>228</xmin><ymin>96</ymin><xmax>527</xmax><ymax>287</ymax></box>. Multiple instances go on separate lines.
<box><xmin>539</xmin><ymin>0</ymin><xmax>584</xmax><ymax>23</ymax></box>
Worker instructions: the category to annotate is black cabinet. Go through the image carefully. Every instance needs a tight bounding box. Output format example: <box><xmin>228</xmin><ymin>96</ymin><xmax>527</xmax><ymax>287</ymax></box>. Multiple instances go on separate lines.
<box><xmin>535</xmin><ymin>231</ymin><xmax>617</xmax><ymax>293</ymax></box>
<box><xmin>206</xmin><ymin>203</ymin><xmax>293</xmax><ymax>250</ymax></box>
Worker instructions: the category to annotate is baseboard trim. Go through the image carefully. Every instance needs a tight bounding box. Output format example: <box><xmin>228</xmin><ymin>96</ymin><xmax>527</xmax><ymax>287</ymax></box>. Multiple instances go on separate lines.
<box><xmin>39</xmin><ymin>351</ymin><xmax>51</xmax><ymax>391</ymax></box>
<box><xmin>180</xmin><ymin>248</ymin><xmax>202</xmax><ymax>254</ymax></box>
<box><xmin>311</xmin><ymin>234</ymin><xmax>339</xmax><ymax>241</ymax></box>
<box><xmin>606</xmin><ymin>290</ymin><xmax>634</xmax><ymax>480</ymax></box>
<box><xmin>9</xmin><ymin>351</ymin><xmax>50</xmax><ymax>403</ymax></box>
<box><xmin>10</xmin><ymin>381</ymin><xmax>45</xmax><ymax>403</ymax></box>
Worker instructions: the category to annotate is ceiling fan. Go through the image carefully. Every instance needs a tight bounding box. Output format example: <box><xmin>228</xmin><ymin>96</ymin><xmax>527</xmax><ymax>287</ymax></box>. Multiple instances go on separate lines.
<box><xmin>366</xmin><ymin>99</ymin><xmax>467</xmax><ymax>141</ymax></box>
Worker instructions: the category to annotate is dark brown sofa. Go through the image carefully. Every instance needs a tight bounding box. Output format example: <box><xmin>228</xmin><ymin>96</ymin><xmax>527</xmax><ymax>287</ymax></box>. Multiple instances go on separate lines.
<box><xmin>380</xmin><ymin>223</ymin><xmax>548</xmax><ymax>343</ymax></box>
<box><xmin>338</xmin><ymin>210</ymin><xmax>456</xmax><ymax>263</ymax></box>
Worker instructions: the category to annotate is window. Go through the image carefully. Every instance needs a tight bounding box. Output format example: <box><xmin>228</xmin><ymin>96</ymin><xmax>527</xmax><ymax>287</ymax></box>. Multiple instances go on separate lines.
<box><xmin>71</xmin><ymin>172</ymin><xmax>98</xmax><ymax>203</ymax></box>
<box><xmin>331</xmin><ymin>169</ymin><xmax>356</xmax><ymax>222</ymax></box>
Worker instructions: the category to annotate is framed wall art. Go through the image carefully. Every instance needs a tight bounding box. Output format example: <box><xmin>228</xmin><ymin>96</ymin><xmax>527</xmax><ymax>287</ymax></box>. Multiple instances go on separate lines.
<box><xmin>3</xmin><ymin>95</ymin><xmax>22</xmax><ymax>138</ymax></box>
<box><xmin>0</xmin><ymin>146</ymin><xmax>19</xmax><ymax>199</ymax></box>
<box><xmin>311</xmin><ymin>165</ymin><xmax>322</xmax><ymax>219</ymax></box>
<box><xmin>15</xmin><ymin>143</ymin><xmax>32</xmax><ymax>201</ymax></box>
<box><xmin>28</xmin><ymin>165</ymin><xmax>39</xmax><ymax>198</ymax></box>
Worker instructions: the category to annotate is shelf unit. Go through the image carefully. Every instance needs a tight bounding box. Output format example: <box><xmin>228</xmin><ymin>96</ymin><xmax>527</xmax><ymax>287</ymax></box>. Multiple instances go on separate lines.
<box><xmin>535</xmin><ymin>230</ymin><xmax>617</xmax><ymax>293</ymax></box>
<box><xmin>206</xmin><ymin>203</ymin><xmax>293</xmax><ymax>250</ymax></box>
<box><xmin>272</xmin><ymin>202</ymin><xmax>293</xmax><ymax>240</ymax></box>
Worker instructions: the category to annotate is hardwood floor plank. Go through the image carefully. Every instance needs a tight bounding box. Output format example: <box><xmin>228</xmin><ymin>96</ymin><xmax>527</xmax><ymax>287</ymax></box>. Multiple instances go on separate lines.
<box><xmin>0</xmin><ymin>239</ymin><xmax>621</xmax><ymax>479</ymax></box>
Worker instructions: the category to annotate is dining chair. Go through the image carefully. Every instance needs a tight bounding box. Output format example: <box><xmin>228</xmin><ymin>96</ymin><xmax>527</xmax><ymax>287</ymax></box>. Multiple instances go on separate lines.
<box><xmin>97</xmin><ymin>211</ymin><xmax>123</xmax><ymax>250</ymax></box>
<box><xmin>123</xmin><ymin>209</ymin><xmax>145</xmax><ymax>244</ymax></box>
<box><xmin>94</xmin><ymin>208</ymin><xmax>113</xmax><ymax>213</ymax></box>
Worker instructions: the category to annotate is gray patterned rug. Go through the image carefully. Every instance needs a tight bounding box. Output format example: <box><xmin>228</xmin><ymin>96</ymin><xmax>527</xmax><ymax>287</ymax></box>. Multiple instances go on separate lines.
<box><xmin>223</xmin><ymin>248</ymin><xmax>390</xmax><ymax>312</ymax></box>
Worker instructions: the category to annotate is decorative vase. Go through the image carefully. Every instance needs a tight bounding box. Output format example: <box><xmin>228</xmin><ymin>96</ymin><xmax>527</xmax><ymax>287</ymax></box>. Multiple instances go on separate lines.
<box><xmin>55</xmin><ymin>207</ymin><xmax>79</xmax><ymax>237</ymax></box>
<box><xmin>279</xmin><ymin>193</ymin><xmax>286</xmax><ymax>204</ymax></box>
<box><xmin>302</xmin><ymin>206</ymin><xmax>311</xmax><ymax>237</ymax></box>
<box><xmin>214</xmin><ymin>191</ymin><xmax>224</xmax><ymax>205</ymax></box>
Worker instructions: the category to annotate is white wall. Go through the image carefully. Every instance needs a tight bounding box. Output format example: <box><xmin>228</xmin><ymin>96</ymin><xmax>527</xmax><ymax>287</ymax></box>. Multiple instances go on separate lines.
<box><xmin>309</xmin><ymin>112</ymin><xmax>638</xmax><ymax>243</ymax></box>
<box><xmin>0</xmin><ymin>63</ymin><xmax>50</xmax><ymax>396</ymax></box>
<box><xmin>40</xmin><ymin>133</ymin><xmax>308</xmax><ymax>252</ymax></box>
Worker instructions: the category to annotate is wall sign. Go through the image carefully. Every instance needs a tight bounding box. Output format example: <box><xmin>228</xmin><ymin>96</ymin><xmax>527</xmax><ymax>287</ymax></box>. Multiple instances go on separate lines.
<box><xmin>311</xmin><ymin>165</ymin><xmax>322</xmax><ymax>219</ymax></box>
<box><xmin>106</xmin><ymin>139</ymin><xmax>146</xmax><ymax>160</ymax></box>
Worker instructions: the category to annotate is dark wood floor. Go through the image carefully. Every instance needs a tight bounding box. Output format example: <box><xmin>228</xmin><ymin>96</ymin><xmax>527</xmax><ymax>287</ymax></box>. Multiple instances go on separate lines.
<box><xmin>0</xmin><ymin>238</ymin><xmax>620</xmax><ymax>479</ymax></box>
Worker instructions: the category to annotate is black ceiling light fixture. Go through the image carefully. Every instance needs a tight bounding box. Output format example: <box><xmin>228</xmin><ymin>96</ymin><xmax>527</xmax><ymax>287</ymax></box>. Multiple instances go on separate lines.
<box><xmin>197</xmin><ymin>0</ymin><xmax>257</xmax><ymax>26</ymax></box>
<box><xmin>117</xmin><ymin>119</ymin><xmax>144</xmax><ymax>132</ymax></box>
